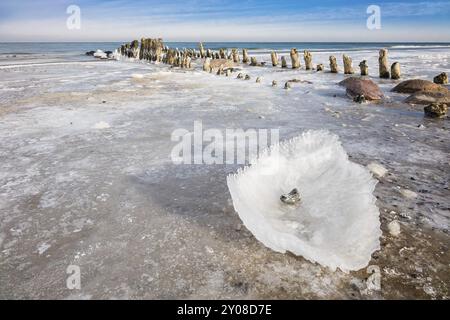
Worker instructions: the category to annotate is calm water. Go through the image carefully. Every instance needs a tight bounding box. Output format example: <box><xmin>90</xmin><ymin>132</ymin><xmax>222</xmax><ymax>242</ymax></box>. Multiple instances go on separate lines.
<box><xmin>1</xmin><ymin>42</ymin><xmax>450</xmax><ymax>56</ymax></box>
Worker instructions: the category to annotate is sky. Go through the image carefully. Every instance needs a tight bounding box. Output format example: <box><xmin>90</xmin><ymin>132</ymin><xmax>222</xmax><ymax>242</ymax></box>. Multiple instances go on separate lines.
<box><xmin>0</xmin><ymin>0</ymin><xmax>449</xmax><ymax>42</ymax></box>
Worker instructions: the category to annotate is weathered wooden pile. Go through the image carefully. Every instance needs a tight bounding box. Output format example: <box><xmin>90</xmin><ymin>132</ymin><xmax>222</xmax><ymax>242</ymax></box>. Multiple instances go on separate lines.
<box><xmin>114</xmin><ymin>39</ymin><xmax>448</xmax><ymax>118</ymax></box>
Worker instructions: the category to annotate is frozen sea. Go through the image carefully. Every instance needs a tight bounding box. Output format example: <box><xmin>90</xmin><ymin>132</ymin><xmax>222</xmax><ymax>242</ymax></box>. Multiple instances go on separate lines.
<box><xmin>0</xmin><ymin>42</ymin><xmax>449</xmax><ymax>299</ymax></box>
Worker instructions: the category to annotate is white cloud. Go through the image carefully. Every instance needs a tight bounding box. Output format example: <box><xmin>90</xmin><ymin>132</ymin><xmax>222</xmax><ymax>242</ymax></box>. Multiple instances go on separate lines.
<box><xmin>0</xmin><ymin>1</ymin><xmax>449</xmax><ymax>41</ymax></box>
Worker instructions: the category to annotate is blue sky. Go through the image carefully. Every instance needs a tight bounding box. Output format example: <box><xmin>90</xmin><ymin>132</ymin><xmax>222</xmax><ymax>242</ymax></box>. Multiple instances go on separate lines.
<box><xmin>0</xmin><ymin>0</ymin><xmax>449</xmax><ymax>41</ymax></box>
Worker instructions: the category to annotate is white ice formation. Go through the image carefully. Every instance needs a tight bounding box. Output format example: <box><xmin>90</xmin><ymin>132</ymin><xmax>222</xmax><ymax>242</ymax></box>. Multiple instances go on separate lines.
<box><xmin>227</xmin><ymin>130</ymin><xmax>381</xmax><ymax>272</ymax></box>
<box><xmin>93</xmin><ymin>49</ymin><xmax>107</xmax><ymax>59</ymax></box>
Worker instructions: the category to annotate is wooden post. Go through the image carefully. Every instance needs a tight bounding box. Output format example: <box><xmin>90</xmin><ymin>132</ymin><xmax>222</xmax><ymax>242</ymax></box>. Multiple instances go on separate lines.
<box><xmin>242</xmin><ymin>49</ymin><xmax>249</xmax><ymax>63</ymax></box>
<box><xmin>290</xmin><ymin>49</ymin><xmax>300</xmax><ymax>69</ymax></box>
<box><xmin>391</xmin><ymin>62</ymin><xmax>401</xmax><ymax>80</ymax></box>
<box><xmin>343</xmin><ymin>54</ymin><xmax>354</xmax><ymax>74</ymax></box>
<box><xmin>271</xmin><ymin>52</ymin><xmax>278</xmax><ymax>67</ymax></box>
<box><xmin>359</xmin><ymin>60</ymin><xmax>369</xmax><ymax>76</ymax></box>
<box><xmin>329</xmin><ymin>56</ymin><xmax>338</xmax><ymax>73</ymax></box>
<box><xmin>304</xmin><ymin>51</ymin><xmax>313</xmax><ymax>70</ymax></box>
<box><xmin>281</xmin><ymin>56</ymin><xmax>287</xmax><ymax>68</ymax></box>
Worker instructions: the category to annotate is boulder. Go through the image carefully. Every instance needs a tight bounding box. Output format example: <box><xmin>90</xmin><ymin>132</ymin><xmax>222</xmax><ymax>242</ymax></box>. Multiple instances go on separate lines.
<box><xmin>404</xmin><ymin>91</ymin><xmax>450</xmax><ymax>105</ymax></box>
<box><xmin>392</xmin><ymin>79</ymin><xmax>448</xmax><ymax>94</ymax></box>
<box><xmin>433</xmin><ymin>72</ymin><xmax>448</xmax><ymax>85</ymax></box>
<box><xmin>339</xmin><ymin>77</ymin><xmax>384</xmax><ymax>101</ymax></box>
<box><xmin>424</xmin><ymin>103</ymin><xmax>447</xmax><ymax>118</ymax></box>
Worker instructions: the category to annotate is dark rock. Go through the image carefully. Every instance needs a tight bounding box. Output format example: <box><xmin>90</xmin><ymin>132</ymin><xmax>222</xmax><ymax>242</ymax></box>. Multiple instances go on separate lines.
<box><xmin>354</xmin><ymin>95</ymin><xmax>367</xmax><ymax>103</ymax></box>
<box><xmin>280</xmin><ymin>188</ymin><xmax>301</xmax><ymax>205</ymax></box>
<box><xmin>404</xmin><ymin>90</ymin><xmax>450</xmax><ymax>105</ymax></box>
<box><xmin>392</xmin><ymin>79</ymin><xmax>448</xmax><ymax>94</ymax></box>
<box><xmin>433</xmin><ymin>72</ymin><xmax>448</xmax><ymax>85</ymax></box>
<box><xmin>339</xmin><ymin>77</ymin><xmax>384</xmax><ymax>101</ymax></box>
<box><xmin>424</xmin><ymin>103</ymin><xmax>448</xmax><ymax>118</ymax></box>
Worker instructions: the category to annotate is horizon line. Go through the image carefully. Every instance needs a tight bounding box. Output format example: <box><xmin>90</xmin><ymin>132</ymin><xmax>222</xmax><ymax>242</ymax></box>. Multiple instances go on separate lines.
<box><xmin>2</xmin><ymin>41</ymin><xmax>450</xmax><ymax>44</ymax></box>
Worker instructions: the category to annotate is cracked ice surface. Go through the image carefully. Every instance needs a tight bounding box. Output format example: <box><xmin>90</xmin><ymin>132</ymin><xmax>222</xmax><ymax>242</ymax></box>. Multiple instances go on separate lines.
<box><xmin>0</xmin><ymin>48</ymin><xmax>449</xmax><ymax>299</ymax></box>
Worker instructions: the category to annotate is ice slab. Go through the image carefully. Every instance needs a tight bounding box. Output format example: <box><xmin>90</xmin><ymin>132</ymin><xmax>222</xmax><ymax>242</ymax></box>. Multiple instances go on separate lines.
<box><xmin>227</xmin><ymin>130</ymin><xmax>381</xmax><ymax>272</ymax></box>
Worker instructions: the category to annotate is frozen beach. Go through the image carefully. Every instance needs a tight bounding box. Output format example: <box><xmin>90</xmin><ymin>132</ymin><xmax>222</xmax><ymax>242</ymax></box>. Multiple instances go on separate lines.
<box><xmin>0</xmin><ymin>43</ymin><xmax>449</xmax><ymax>299</ymax></box>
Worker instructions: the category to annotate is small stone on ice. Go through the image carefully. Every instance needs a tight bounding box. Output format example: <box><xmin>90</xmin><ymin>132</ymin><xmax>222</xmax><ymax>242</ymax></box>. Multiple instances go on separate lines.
<box><xmin>367</xmin><ymin>162</ymin><xmax>388</xmax><ymax>178</ymax></box>
<box><xmin>400</xmin><ymin>188</ymin><xmax>418</xmax><ymax>199</ymax></box>
<box><xmin>388</xmin><ymin>220</ymin><xmax>401</xmax><ymax>237</ymax></box>
<box><xmin>280</xmin><ymin>188</ymin><xmax>301</xmax><ymax>205</ymax></box>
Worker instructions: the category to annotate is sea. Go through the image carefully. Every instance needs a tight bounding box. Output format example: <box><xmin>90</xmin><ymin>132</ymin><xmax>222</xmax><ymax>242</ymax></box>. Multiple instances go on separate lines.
<box><xmin>1</xmin><ymin>42</ymin><xmax>450</xmax><ymax>65</ymax></box>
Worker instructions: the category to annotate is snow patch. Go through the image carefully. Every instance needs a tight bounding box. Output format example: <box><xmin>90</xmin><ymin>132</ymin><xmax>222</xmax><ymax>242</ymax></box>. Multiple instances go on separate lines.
<box><xmin>387</xmin><ymin>220</ymin><xmax>401</xmax><ymax>237</ymax></box>
<box><xmin>367</xmin><ymin>162</ymin><xmax>388</xmax><ymax>178</ymax></box>
<box><xmin>37</xmin><ymin>242</ymin><xmax>51</xmax><ymax>255</ymax></box>
<box><xmin>93</xmin><ymin>121</ymin><xmax>111</xmax><ymax>129</ymax></box>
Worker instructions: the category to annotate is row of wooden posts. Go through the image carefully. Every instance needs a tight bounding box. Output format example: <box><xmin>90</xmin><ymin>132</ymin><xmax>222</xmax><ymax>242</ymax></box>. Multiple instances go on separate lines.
<box><xmin>117</xmin><ymin>39</ymin><xmax>401</xmax><ymax>79</ymax></box>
